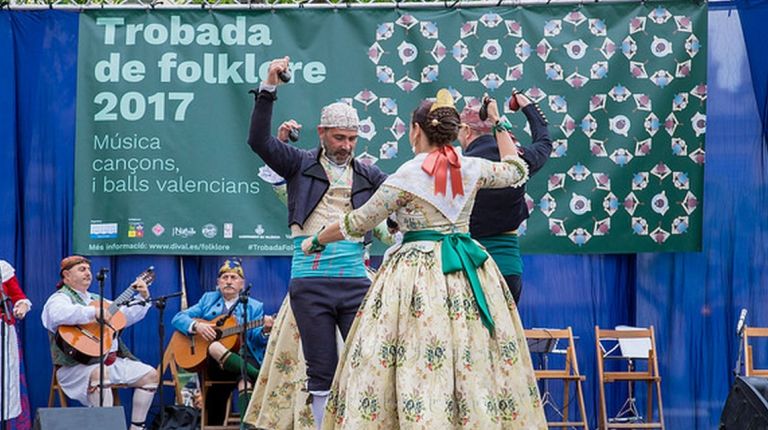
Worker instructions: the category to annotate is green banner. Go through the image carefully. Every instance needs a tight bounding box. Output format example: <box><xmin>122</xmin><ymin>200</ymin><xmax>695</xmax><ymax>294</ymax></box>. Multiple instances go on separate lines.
<box><xmin>74</xmin><ymin>4</ymin><xmax>706</xmax><ymax>256</ymax></box>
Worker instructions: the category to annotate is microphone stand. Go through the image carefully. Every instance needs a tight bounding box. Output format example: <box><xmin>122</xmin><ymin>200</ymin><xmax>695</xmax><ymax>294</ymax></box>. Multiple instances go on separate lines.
<box><xmin>734</xmin><ymin>339</ymin><xmax>745</xmax><ymax>377</ymax></box>
<box><xmin>238</xmin><ymin>284</ymin><xmax>252</xmax><ymax>429</ymax></box>
<box><xmin>96</xmin><ymin>267</ymin><xmax>109</xmax><ymax>407</ymax></box>
<box><xmin>218</xmin><ymin>293</ymin><xmax>242</xmax><ymax>328</ymax></box>
<box><xmin>734</xmin><ymin>318</ymin><xmax>747</xmax><ymax>378</ymax></box>
<box><xmin>124</xmin><ymin>291</ymin><xmax>184</xmax><ymax>428</ymax></box>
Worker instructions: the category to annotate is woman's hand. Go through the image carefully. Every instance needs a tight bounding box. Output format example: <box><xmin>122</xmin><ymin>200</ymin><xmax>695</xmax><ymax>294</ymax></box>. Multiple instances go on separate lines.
<box><xmin>485</xmin><ymin>97</ymin><xmax>500</xmax><ymax>123</ymax></box>
<box><xmin>263</xmin><ymin>315</ymin><xmax>275</xmax><ymax>335</ymax></box>
<box><xmin>301</xmin><ymin>236</ymin><xmax>315</xmax><ymax>255</ymax></box>
<box><xmin>13</xmin><ymin>301</ymin><xmax>30</xmax><ymax>319</ymax></box>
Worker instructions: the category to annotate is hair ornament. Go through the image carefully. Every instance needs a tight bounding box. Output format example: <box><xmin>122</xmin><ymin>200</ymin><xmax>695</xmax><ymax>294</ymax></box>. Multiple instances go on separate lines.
<box><xmin>429</xmin><ymin>88</ymin><xmax>456</xmax><ymax>113</ymax></box>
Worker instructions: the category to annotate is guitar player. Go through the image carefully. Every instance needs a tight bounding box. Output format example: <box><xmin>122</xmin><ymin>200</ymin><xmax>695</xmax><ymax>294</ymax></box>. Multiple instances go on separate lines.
<box><xmin>171</xmin><ymin>258</ymin><xmax>274</xmax><ymax>426</ymax></box>
<box><xmin>41</xmin><ymin>255</ymin><xmax>158</xmax><ymax>430</ymax></box>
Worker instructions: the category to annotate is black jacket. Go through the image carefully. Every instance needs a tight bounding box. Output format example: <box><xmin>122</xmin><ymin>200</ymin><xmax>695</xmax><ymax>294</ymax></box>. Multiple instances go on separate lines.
<box><xmin>247</xmin><ymin>90</ymin><xmax>387</xmax><ymax>243</ymax></box>
<box><xmin>464</xmin><ymin>104</ymin><xmax>552</xmax><ymax>237</ymax></box>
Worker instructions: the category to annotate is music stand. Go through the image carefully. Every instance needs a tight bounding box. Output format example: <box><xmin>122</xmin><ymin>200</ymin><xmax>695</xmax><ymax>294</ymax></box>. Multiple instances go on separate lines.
<box><xmin>527</xmin><ymin>336</ymin><xmax>559</xmax><ymax>354</ymax></box>
<box><xmin>528</xmin><ymin>330</ymin><xmax>563</xmax><ymax>419</ymax></box>
<box><xmin>611</xmin><ymin>325</ymin><xmax>651</xmax><ymax>424</ymax></box>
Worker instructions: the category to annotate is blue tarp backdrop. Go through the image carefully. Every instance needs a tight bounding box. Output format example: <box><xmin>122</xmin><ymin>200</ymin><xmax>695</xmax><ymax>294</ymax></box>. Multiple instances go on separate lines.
<box><xmin>1</xmin><ymin>4</ymin><xmax>766</xmax><ymax>429</ymax></box>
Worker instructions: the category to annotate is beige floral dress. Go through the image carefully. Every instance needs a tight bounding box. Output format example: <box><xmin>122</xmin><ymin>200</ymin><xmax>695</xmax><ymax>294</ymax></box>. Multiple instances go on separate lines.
<box><xmin>322</xmin><ymin>152</ymin><xmax>547</xmax><ymax>429</ymax></box>
<box><xmin>243</xmin><ymin>231</ymin><xmax>391</xmax><ymax>429</ymax></box>
<box><xmin>243</xmin><ymin>295</ymin><xmax>316</xmax><ymax>429</ymax></box>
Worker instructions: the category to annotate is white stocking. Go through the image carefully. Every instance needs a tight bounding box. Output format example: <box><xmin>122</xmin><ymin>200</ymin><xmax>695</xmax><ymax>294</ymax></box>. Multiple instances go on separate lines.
<box><xmin>129</xmin><ymin>386</ymin><xmax>156</xmax><ymax>430</ymax></box>
<box><xmin>310</xmin><ymin>391</ymin><xmax>329</xmax><ymax>430</ymax></box>
<box><xmin>87</xmin><ymin>384</ymin><xmax>114</xmax><ymax>407</ymax></box>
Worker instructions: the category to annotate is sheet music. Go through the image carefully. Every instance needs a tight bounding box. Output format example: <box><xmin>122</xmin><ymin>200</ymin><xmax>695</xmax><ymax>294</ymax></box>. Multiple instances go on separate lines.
<box><xmin>616</xmin><ymin>325</ymin><xmax>652</xmax><ymax>359</ymax></box>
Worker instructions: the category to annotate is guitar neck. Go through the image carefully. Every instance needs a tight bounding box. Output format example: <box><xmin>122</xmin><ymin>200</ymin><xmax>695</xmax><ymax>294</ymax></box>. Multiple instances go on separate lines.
<box><xmin>108</xmin><ymin>269</ymin><xmax>154</xmax><ymax>314</ymax></box>
<box><xmin>108</xmin><ymin>285</ymin><xmax>139</xmax><ymax>314</ymax></box>
<box><xmin>220</xmin><ymin>319</ymin><xmax>264</xmax><ymax>338</ymax></box>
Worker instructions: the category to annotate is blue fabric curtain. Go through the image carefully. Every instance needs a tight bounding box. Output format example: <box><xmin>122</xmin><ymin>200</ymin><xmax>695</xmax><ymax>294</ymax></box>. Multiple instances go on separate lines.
<box><xmin>737</xmin><ymin>0</ymin><xmax>768</xmax><ymax>147</ymax></box>
<box><xmin>1</xmin><ymin>6</ymin><xmax>766</xmax><ymax>429</ymax></box>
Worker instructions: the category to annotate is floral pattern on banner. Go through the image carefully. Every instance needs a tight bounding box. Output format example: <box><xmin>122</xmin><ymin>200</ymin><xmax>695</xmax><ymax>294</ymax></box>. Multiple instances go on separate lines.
<box><xmin>352</xmin><ymin>3</ymin><xmax>707</xmax><ymax>253</ymax></box>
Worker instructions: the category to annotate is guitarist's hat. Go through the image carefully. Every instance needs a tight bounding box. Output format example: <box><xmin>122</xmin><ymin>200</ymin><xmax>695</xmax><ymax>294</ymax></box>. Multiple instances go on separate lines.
<box><xmin>57</xmin><ymin>255</ymin><xmax>91</xmax><ymax>289</ymax></box>
<box><xmin>218</xmin><ymin>257</ymin><xmax>244</xmax><ymax>279</ymax></box>
<box><xmin>60</xmin><ymin>255</ymin><xmax>91</xmax><ymax>276</ymax></box>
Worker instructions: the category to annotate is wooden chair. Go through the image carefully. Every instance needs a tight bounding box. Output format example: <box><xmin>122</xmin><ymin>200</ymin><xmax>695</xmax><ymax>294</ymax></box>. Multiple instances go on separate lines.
<box><xmin>743</xmin><ymin>326</ymin><xmax>768</xmax><ymax>377</ymax></box>
<box><xmin>168</xmin><ymin>337</ymin><xmax>240</xmax><ymax>429</ymax></box>
<box><xmin>200</xmin><ymin>372</ymin><xmax>240</xmax><ymax>430</ymax></box>
<box><xmin>48</xmin><ymin>329</ymin><xmax>134</xmax><ymax>407</ymax></box>
<box><xmin>48</xmin><ymin>364</ymin><xmax>69</xmax><ymax>407</ymax></box>
<box><xmin>48</xmin><ymin>364</ymin><xmax>126</xmax><ymax>407</ymax></box>
<box><xmin>595</xmin><ymin>325</ymin><xmax>664</xmax><ymax>430</ymax></box>
<box><xmin>157</xmin><ymin>343</ymin><xmax>184</xmax><ymax>405</ymax></box>
<box><xmin>525</xmin><ymin>328</ymin><xmax>589</xmax><ymax>430</ymax></box>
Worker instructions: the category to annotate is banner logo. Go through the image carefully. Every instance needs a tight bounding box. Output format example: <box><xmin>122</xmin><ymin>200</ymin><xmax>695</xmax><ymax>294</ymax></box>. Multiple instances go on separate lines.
<box><xmin>128</xmin><ymin>219</ymin><xmax>144</xmax><ymax>238</ymax></box>
<box><xmin>152</xmin><ymin>223</ymin><xmax>165</xmax><ymax>236</ymax></box>
<box><xmin>89</xmin><ymin>222</ymin><xmax>118</xmax><ymax>239</ymax></box>
<box><xmin>172</xmin><ymin>227</ymin><xmax>196</xmax><ymax>238</ymax></box>
<box><xmin>202</xmin><ymin>223</ymin><xmax>217</xmax><ymax>238</ymax></box>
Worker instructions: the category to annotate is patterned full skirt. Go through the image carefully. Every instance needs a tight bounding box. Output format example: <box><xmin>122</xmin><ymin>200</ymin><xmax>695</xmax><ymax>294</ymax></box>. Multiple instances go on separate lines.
<box><xmin>243</xmin><ymin>295</ymin><xmax>316</xmax><ymax>429</ymax></box>
<box><xmin>322</xmin><ymin>240</ymin><xmax>547</xmax><ymax>429</ymax></box>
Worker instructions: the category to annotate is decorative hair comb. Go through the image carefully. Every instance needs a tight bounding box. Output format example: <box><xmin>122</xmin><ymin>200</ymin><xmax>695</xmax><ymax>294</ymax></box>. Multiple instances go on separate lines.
<box><xmin>429</xmin><ymin>89</ymin><xmax>456</xmax><ymax>113</ymax></box>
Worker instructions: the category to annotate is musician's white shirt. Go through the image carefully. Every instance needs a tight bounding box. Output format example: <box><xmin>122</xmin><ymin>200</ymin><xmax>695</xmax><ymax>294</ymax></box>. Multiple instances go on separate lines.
<box><xmin>40</xmin><ymin>287</ymin><xmax>155</xmax><ymax>406</ymax></box>
<box><xmin>42</xmin><ymin>288</ymin><xmax>150</xmax><ymax>353</ymax></box>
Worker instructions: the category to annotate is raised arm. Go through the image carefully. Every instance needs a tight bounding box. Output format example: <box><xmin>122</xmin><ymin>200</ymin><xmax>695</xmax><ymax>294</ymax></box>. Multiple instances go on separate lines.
<box><xmin>119</xmin><ymin>278</ymin><xmax>151</xmax><ymax>327</ymax></box>
<box><xmin>519</xmin><ymin>97</ymin><xmax>552</xmax><ymax>175</ymax></box>
<box><xmin>477</xmin><ymin>96</ymin><xmax>529</xmax><ymax>189</ymax></box>
<box><xmin>483</xmin><ymin>96</ymin><xmax>519</xmax><ymax>160</ymax></box>
<box><xmin>247</xmin><ymin>56</ymin><xmax>304</xmax><ymax>179</ymax></box>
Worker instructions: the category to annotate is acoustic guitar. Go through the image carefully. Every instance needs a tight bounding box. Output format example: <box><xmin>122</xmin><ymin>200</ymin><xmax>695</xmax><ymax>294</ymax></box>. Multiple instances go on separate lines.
<box><xmin>55</xmin><ymin>267</ymin><xmax>156</xmax><ymax>364</ymax></box>
<box><xmin>169</xmin><ymin>314</ymin><xmax>264</xmax><ymax>369</ymax></box>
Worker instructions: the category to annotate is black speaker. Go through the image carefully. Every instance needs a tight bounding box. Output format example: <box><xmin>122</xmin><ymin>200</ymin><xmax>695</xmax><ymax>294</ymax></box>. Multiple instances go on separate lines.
<box><xmin>34</xmin><ymin>407</ymin><xmax>126</xmax><ymax>430</ymax></box>
<box><xmin>720</xmin><ymin>376</ymin><xmax>768</xmax><ymax>430</ymax></box>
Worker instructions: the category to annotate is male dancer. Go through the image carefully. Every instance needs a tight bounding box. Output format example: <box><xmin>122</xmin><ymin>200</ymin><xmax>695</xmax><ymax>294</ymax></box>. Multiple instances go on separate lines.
<box><xmin>247</xmin><ymin>56</ymin><xmax>386</xmax><ymax>426</ymax></box>
<box><xmin>458</xmin><ymin>92</ymin><xmax>552</xmax><ymax>303</ymax></box>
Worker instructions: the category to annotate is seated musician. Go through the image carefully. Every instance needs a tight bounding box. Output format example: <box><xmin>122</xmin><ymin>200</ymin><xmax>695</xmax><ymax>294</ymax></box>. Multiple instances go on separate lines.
<box><xmin>41</xmin><ymin>255</ymin><xmax>158</xmax><ymax>430</ymax></box>
<box><xmin>171</xmin><ymin>258</ymin><xmax>273</xmax><ymax>426</ymax></box>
